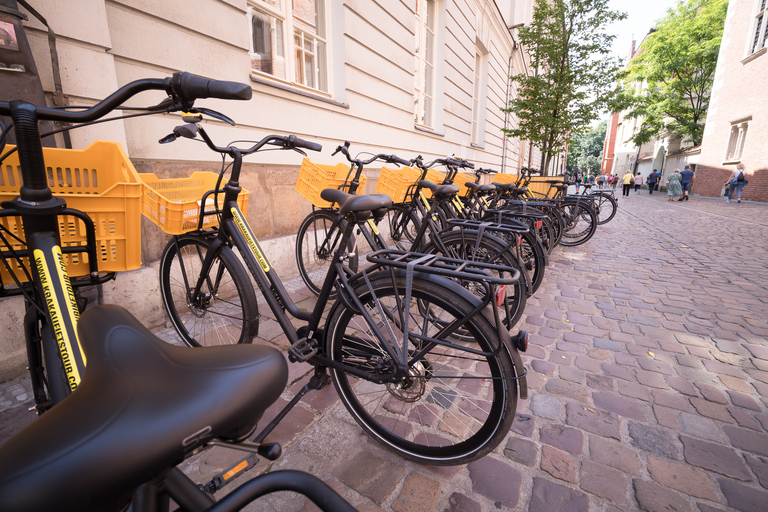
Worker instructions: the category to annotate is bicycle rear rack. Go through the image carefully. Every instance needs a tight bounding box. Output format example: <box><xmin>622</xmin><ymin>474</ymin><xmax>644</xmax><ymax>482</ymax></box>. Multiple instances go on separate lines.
<box><xmin>366</xmin><ymin>249</ymin><xmax>521</xmax><ymax>284</ymax></box>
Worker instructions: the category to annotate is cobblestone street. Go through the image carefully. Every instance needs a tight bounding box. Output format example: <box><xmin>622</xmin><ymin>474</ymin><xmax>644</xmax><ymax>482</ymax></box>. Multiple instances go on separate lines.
<box><xmin>2</xmin><ymin>191</ymin><xmax>767</xmax><ymax>511</ymax></box>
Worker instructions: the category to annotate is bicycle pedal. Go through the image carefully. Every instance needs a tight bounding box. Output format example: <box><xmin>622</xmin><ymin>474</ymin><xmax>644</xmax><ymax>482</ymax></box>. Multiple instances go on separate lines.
<box><xmin>288</xmin><ymin>337</ymin><xmax>318</xmax><ymax>362</ymax></box>
<box><xmin>203</xmin><ymin>453</ymin><xmax>259</xmax><ymax>494</ymax></box>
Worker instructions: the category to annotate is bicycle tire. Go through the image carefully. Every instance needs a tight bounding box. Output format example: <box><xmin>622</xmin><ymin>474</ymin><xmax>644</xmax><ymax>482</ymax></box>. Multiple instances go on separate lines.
<box><xmin>160</xmin><ymin>234</ymin><xmax>259</xmax><ymax>347</ymax></box>
<box><xmin>383</xmin><ymin>203</ymin><xmax>420</xmax><ymax>249</ymax></box>
<box><xmin>296</xmin><ymin>209</ymin><xmax>357</xmax><ymax>297</ymax></box>
<box><xmin>560</xmin><ymin>202</ymin><xmax>598</xmax><ymax>247</ymax></box>
<box><xmin>424</xmin><ymin>230</ymin><xmax>527</xmax><ymax>329</ymax></box>
<box><xmin>484</xmin><ymin>215</ymin><xmax>546</xmax><ymax>296</ymax></box>
<box><xmin>325</xmin><ymin>273</ymin><xmax>518</xmax><ymax>465</ymax></box>
<box><xmin>594</xmin><ymin>194</ymin><xmax>617</xmax><ymax>225</ymax></box>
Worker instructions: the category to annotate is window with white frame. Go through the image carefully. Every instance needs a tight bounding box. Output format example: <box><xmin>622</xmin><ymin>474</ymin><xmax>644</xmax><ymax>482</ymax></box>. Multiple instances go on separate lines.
<box><xmin>248</xmin><ymin>0</ymin><xmax>328</xmax><ymax>92</ymax></box>
<box><xmin>415</xmin><ymin>0</ymin><xmax>437</xmax><ymax>128</ymax></box>
<box><xmin>471</xmin><ymin>47</ymin><xmax>488</xmax><ymax>145</ymax></box>
<box><xmin>725</xmin><ymin>119</ymin><xmax>749</xmax><ymax>162</ymax></box>
<box><xmin>751</xmin><ymin>0</ymin><xmax>768</xmax><ymax>54</ymax></box>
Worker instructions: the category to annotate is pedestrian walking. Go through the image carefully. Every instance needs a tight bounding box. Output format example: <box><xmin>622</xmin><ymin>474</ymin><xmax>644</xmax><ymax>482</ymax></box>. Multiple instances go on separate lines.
<box><xmin>622</xmin><ymin>169</ymin><xmax>634</xmax><ymax>197</ymax></box>
<box><xmin>666</xmin><ymin>168</ymin><xmax>682</xmax><ymax>202</ymax></box>
<box><xmin>646</xmin><ymin>169</ymin><xmax>660</xmax><ymax>194</ymax></box>
<box><xmin>634</xmin><ymin>171</ymin><xmax>642</xmax><ymax>194</ymax></box>
<box><xmin>574</xmin><ymin>172</ymin><xmax>582</xmax><ymax>193</ymax></box>
<box><xmin>598</xmin><ymin>174</ymin><xmax>605</xmax><ymax>188</ymax></box>
<box><xmin>612</xmin><ymin>174</ymin><xmax>618</xmax><ymax>189</ymax></box>
<box><xmin>679</xmin><ymin>164</ymin><xmax>695</xmax><ymax>201</ymax></box>
<box><xmin>725</xmin><ymin>163</ymin><xmax>749</xmax><ymax>203</ymax></box>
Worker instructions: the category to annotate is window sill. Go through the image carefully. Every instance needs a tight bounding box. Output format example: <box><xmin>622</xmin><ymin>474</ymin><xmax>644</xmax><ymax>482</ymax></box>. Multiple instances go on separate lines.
<box><xmin>414</xmin><ymin>125</ymin><xmax>444</xmax><ymax>137</ymax></box>
<box><xmin>249</xmin><ymin>74</ymin><xmax>349</xmax><ymax>108</ymax></box>
<box><xmin>742</xmin><ymin>47</ymin><xmax>766</xmax><ymax>65</ymax></box>
<box><xmin>722</xmin><ymin>160</ymin><xmax>742</xmax><ymax>166</ymax></box>
<box><xmin>470</xmin><ymin>142</ymin><xmax>485</xmax><ymax>150</ymax></box>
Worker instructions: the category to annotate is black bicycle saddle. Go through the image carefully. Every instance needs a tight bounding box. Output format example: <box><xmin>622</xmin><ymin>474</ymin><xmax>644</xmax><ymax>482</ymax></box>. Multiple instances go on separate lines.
<box><xmin>320</xmin><ymin>189</ymin><xmax>392</xmax><ymax>215</ymax></box>
<box><xmin>0</xmin><ymin>305</ymin><xmax>288</xmax><ymax>512</ymax></box>
<box><xmin>465</xmin><ymin>182</ymin><xmax>496</xmax><ymax>193</ymax></box>
<box><xmin>417</xmin><ymin>180</ymin><xmax>460</xmax><ymax>197</ymax></box>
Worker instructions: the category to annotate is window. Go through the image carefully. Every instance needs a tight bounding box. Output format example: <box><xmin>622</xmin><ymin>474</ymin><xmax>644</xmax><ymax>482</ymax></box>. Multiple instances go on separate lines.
<box><xmin>471</xmin><ymin>47</ymin><xmax>488</xmax><ymax>145</ymax></box>
<box><xmin>415</xmin><ymin>0</ymin><xmax>437</xmax><ymax>128</ymax></box>
<box><xmin>248</xmin><ymin>0</ymin><xmax>328</xmax><ymax>93</ymax></box>
<box><xmin>725</xmin><ymin>120</ymin><xmax>749</xmax><ymax>162</ymax></box>
<box><xmin>751</xmin><ymin>0</ymin><xmax>768</xmax><ymax>54</ymax></box>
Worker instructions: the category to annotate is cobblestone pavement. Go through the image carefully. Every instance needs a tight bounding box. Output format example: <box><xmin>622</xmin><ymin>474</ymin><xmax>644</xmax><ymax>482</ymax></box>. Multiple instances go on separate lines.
<box><xmin>2</xmin><ymin>191</ymin><xmax>767</xmax><ymax>511</ymax></box>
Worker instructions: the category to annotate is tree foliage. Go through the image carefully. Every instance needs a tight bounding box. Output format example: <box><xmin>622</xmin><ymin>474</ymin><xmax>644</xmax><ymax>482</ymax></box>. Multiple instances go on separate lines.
<box><xmin>503</xmin><ymin>0</ymin><xmax>625</xmax><ymax>175</ymax></box>
<box><xmin>566</xmin><ymin>121</ymin><xmax>607</xmax><ymax>175</ymax></box>
<box><xmin>618</xmin><ymin>0</ymin><xmax>728</xmax><ymax>147</ymax></box>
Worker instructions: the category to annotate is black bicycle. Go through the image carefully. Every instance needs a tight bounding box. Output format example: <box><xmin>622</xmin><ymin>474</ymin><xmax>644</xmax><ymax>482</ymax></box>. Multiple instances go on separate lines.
<box><xmin>157</xmin><ymin>124</ymin><xmax>529</xmax><ymax>466</ymax></box>
<box><xmin>0</xmin><ymin>72</ymin><xmax>357</xmax><ymax>512</ymax></box>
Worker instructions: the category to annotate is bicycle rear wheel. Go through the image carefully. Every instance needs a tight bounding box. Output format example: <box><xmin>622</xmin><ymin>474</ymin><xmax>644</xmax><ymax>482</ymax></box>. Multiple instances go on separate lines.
<box><xmin>560</xmin><ymin>202</ymin><xmax>598</xmax><ymax>246</ymax></box>
<box><xmin>160</xmin><ymin>234</ymin><xmax>258</xmax><ymax>347</ymax></box>
<box><xmin>425</xmin><ymin>230</ymin><xmax>527</xmax><ymax>329</ymax></box>
<box><xmin>594</xmin><ymin>194</ymin><xmax>617</xmax><ymax>225</ymax></box>
<box><xmin>325</xmin><ymin>273</ymin><xmax>518</xmax><ymax>465</ymax></box>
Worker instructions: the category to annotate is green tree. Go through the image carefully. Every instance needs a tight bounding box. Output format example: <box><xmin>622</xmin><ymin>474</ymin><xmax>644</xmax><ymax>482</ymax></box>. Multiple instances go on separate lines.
<box><xmin>619</xmin><ymin>0</ymin><xmax>728</xmax><ymax>146</ymax></box>
<box><xmin>566</xmin><ymin>121</ymin><xmax>607</xmax><ymax>175</ymax></box>
<box><xmin>503</xmin><ymin>0</ymin><xmax>625</xmax><ymax>175</ymax></box>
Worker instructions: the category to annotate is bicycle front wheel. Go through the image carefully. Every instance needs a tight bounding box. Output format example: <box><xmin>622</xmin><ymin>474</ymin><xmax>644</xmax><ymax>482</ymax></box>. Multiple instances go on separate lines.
<box><xmin>296</xmin><ymin>209</ymin><xmax>357</xmax><ymax>297</ymax></box>
<box><xmin>325</xmin><ymin>274</ymin><xmax>518</xmax><ymax>465</ymax></box>
<box><xmin>160</xmin><ymin>234</ymin><xmax>258</xmax><ymax>347</ymax></box>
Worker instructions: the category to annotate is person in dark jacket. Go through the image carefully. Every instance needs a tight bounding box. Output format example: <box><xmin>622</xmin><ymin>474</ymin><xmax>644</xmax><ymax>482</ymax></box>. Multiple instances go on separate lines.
<box><xmin>646</xmin><ymin>169</ymin><xmax>660</xmax><ymax>194</ymax></box>
<box><xmin>679</xmin><ymin>165</ymin><xmax>695</xmax><ymax>201</ymax></box>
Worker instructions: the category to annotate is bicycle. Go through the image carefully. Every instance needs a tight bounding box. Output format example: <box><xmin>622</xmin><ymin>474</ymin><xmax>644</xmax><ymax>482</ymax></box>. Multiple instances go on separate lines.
<box><xmin>0</xmin><ymin>72</ymin><xmax>260</xmax><ymax>411</ymax></box>
<box><xmin>0</xmin><ymin>71</ymin><xmax>358</xmax><ymax>511</ymax></box>
<box><xmin>574</xmin><ymin>182</ymin><xmax>618</xmax><ymax>225</ymax></box>
<box><xmin>157</xmin><ymin>124</ymin><xmax>529</xmax><ymax>467</ymax></box>
<box><xmin>0</xmin><ymin>303</ymin><xmax>358</xmax><ymax>512</ymax></box>
<box><xmin>499</xmin><ymin>167</ymin><xmax>599</xmax><ymax>247</ymax></box>
<box><xmin>295</xmin><ymin>145</ymin><xmax>530</xmax><ymax>331</ymax></box>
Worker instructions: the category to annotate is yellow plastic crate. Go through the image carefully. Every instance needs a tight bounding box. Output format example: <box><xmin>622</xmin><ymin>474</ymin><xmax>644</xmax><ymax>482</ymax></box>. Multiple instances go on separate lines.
<box><xmin>0</xmin><ymin>141</ymin><xmax>143</xmax><ymax>284</ymax></box>
<box><xmin>452</xmin><ymin>172</ymin><xmax>475</xmax><ymax>197</ymax></box>
<box><xmin>375</xmin><ymin>166</ymin><xmax>423</xmax><ymax>203</ymax></box>
<box><xmin>140</xmin><ymin>172</ymin><xmax>249</xmax><ymax>235</ymax></box>
<box><xmin>490</xmin><ymin>172</ymin><xmax>519</xmax><ymax>185</ymax></box>
<box><xmin>527</xmin><ymin>176</ymin><xmax>562</xmax><ymax>198</ymax></box>
<box><xmin>295</xmin><ymin>158</ymin><xmax>367</xmax><ymax>208</ymax></box>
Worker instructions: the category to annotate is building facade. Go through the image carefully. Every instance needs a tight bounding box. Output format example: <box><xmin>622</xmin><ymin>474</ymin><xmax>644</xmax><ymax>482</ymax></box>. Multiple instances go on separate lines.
<box><xmin>694</xmin><ymin>0</ymin><xmax>768</xmax><ymax>200</ymax></box>
<box><xmin>0</xmin><ymin>0</ymin><xmax>535</xmax><ymax>378</ymax></box>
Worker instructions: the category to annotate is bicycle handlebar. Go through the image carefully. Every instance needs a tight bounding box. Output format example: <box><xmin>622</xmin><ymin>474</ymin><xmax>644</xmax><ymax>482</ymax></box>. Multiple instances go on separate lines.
<box><xmin>1</xmin><ymin>72</ymin><xmax>252</xmax><ymax>200</ymax></box>
<box><xmin>286</xmin><ymin>135</ymin><xmax>322</xmax><ymax>152</ymax></box>
<box><xmin>170</xmin><ymin>72</ymin><xmax>252</xmax><ymax>104</ymax></box>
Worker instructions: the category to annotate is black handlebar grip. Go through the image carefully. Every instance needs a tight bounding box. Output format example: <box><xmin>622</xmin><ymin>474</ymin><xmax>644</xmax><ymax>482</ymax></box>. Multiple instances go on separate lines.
<box><xmin>288</xmin><ymin>135</ymin><xmax>322</xmax><ymax>152</ymax></box>
<box><xmin>389</xmin><ymin>155</ymin><xmax>411</xmax><ymax>167</ymax></box>
<box><xmin>463</xmin><ymin>160</ymin><xmax>475</xmax><ymax>169</ymax></box>
<box><xmin>172</xmin><ymin>72</ymin><xmax>252</xmax><ymax>102</ymax></box>
<box><xmin>10</xmin><ymin>101</ymin><xmax>51</xmax><ymax>201</ymax></box>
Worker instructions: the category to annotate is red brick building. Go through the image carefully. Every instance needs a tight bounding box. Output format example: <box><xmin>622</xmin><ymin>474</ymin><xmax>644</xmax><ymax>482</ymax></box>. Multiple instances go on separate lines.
<box><xmin>695</xmin><ymin>0</ymin><xmax>768</xmax><ymax>201</ymax></box>
<box><xmin>600</xmin><ymin>112</ymin><xmax>619</xmax><ymax>176</ymax></box>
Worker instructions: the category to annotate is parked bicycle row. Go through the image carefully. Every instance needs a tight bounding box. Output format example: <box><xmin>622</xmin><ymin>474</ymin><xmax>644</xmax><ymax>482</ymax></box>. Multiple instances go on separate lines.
<box><xmin>0</xmin><ymin>73</ymin><xmax>540</xmax><ymax>511</ymax></box>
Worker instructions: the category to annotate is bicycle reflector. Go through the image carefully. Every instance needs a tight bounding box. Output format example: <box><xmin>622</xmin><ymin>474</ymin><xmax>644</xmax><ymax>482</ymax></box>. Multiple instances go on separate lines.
<box><xmin>517</xmin><ymin>235</ymin><xmax>522</xmax><ymax>246</ymax></box>
<box><xmin>535</xmin><ymin>220</ymin><xmax>542</xmax><ymax>229</ymax></box>
<box><xmin>511</xmin><ymin>330</ymin><xmax>528</xmax><ymax>352</ymax></box>
<box><xmin>496</xmin><ymin>285</ymin><xmax>507</xmax><ymax>307</ymax></box>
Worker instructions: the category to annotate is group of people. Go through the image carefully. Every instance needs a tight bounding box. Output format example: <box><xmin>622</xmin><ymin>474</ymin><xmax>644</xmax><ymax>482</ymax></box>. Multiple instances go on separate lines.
<box><xmin>614</xmin><ymin>163</ymin><xmax>749</xmax><ymax>203</ymax></box>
